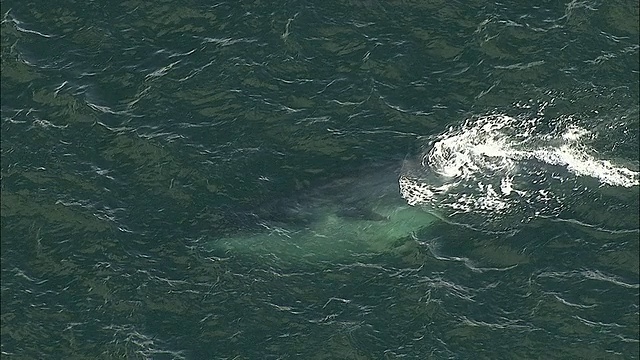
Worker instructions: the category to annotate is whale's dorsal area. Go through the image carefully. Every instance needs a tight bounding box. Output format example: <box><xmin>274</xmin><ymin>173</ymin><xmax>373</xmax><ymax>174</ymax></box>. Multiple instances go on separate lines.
<box><xmin>207</xmin><ymin>163</ymin><xmax>436</xmax><ymax>265</ymax></box>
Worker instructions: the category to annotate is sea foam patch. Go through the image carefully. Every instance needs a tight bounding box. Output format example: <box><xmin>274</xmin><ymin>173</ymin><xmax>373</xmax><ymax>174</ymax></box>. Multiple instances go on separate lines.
<box><xmin>400</xmin><ymin>114</ymin><xmax>639</xmax><ymax>230</ymax></box>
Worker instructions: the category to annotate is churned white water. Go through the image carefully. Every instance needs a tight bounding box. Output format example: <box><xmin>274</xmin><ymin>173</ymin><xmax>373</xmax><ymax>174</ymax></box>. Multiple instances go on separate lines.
<box><xmin>400</xmin><ymin>114</ymin><xmax>639</xmax><ymax>230</ymax></box>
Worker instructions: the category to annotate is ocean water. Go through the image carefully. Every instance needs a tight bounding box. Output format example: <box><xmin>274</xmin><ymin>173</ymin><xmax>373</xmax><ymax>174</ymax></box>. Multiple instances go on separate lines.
<box><xmin>1</xmin><ymin>0</ymin><xmax>638</xmax><ymax>359</ymax></box>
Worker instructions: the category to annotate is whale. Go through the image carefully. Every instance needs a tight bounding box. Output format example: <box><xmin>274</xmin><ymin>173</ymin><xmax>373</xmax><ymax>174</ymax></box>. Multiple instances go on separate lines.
<box><xmin>205</xmin><ymin>162</ymin><xmax>437</xmax><ymax>266</ymax></box>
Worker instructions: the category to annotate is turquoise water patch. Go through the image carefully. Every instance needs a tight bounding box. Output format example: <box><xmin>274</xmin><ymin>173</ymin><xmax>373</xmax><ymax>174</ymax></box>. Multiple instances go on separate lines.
<box><xmin>210</xmin><ymin>199</ymin><xmax>436</xmax><ymax>265</ymax></box>
<box><xmin>208</xmin><ymin>166</ymin><xmax>436</xmax><ymax>265</ymax></box>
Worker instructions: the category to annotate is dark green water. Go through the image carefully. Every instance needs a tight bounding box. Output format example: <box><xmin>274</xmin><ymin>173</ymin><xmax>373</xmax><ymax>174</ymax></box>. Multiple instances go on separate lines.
<box><xmin>1</xmin><ymin>1</ymin><xmax>638</xmax><ymax>359</ymax></box>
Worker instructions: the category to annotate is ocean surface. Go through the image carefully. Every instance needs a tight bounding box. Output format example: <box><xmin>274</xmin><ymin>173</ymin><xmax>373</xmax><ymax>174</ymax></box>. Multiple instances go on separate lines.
<box><xmin>1</xmin><ymin>1</ymin><xmax>639</xmax><ymax>359</ymax></box>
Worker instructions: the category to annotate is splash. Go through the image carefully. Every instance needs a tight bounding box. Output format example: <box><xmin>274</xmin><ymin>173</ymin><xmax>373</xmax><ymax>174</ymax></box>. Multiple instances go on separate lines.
<box><xmin>400</xmin><ymin>114</ymin><xmax>639</xmax><ymax>230</ymax></box>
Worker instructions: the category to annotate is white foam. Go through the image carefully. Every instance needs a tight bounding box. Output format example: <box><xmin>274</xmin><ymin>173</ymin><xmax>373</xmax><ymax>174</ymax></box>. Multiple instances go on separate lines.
<box><xmin>530</xmin><ymin>146</ymin><xmax>639</xmax><ymax>187</ymax></box>
<box><xmin>400</xmin><ymin>113</ymin><xmax>639</xmax><ymax>229</ymax></box>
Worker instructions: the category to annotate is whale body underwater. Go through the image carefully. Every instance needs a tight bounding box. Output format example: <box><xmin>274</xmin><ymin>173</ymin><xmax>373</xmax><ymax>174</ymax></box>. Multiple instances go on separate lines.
<box><xmin>206</xmin><ymin>163</ymin><xmax>437</xmax><ymax>266</ymax></box>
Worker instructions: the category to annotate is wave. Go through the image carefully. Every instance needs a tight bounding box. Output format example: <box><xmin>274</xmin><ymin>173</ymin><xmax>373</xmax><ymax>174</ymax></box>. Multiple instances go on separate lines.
<box><xmin>400</xmin><ymin>113</ymin><xmax>639</xmax><ymax>231</ymax></box>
